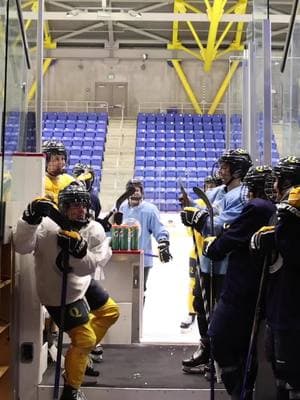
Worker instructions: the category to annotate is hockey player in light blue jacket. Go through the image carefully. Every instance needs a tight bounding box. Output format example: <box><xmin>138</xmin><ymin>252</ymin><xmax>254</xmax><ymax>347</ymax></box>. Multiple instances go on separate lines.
<box><xmin>181</xmin><ymin>149</ymin><xmax>252</xmax><ymax>374</ymax></box>
<box><xmin>119</xmin><ymin>179</ymin><xmax>172</xmax><ymax>291</ymax></box>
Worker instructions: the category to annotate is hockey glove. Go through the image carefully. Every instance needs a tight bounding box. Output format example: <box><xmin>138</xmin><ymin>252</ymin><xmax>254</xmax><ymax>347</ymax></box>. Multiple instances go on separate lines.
<box><xmin>250</xmin><ymin>226</ymin><xmax>275</xmax><ymax>254</ymax></box>
<box><xmin>287</xmin><ymin>185</ymin><xmax>300</xmax><ymax>208</ymax></box>
<box><xmin>22</xmin><ymin>197</ymin><xmax>56</xmax><ymax>225</ymax></box>
<box><xmin>178</xmin><ymin>193</ymin><xmax>191</xmax><ymax>209</ymax></box>
<box><xmin>97</xmin><ymin>215</ymin><xmax>112</xmax><ymax>232</ymax></box>
<box><xmin>57</xmin><ymin>230</ymin><xmax>87</xmax><ymax>259</ymax></box>
<box><xmin>277</xmin><ymin>201</ymin><xmax>300</xmax><ymax>222</ymax></box>
<box><xmin>180</xmin><ymin>207</ymin><xmax>209</xmax><ymax>233</ymax></box>
<box><xmin>202</xmin><ymin>236</ymin><xmax>217</xmax><ymax>257</ymax></box>
<box><xmin>158</xmin><ymin>240</ymin><xmax>172</xmax><ymax>263</ymax></box>
<box><xmin>113</xmin><ymin>211</ymin><xmax>123</xmax><ymax>225</ymax></box>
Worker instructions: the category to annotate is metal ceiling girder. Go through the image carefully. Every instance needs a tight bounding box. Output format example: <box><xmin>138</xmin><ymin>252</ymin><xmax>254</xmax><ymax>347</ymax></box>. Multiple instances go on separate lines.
<box><xmin>22</xmin><ymin>11</ymin><xmax>253</xmax><ymax>21</ymax></box>
<box><xmin>55</xmin><ymin>21</ymin><xmax>106</xmax><ymax>42</ymax></box>
<box><xmin>115</xmin><ymin>21</ymin><xmax>169</xmax><ymax>42</ymax></box>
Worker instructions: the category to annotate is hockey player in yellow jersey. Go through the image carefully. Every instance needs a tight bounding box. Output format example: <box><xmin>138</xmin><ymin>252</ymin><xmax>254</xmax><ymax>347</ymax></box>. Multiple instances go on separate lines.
<box><xmin>43</xmin><ymin>140</ymin><xmax>74</xmax><ymax>204</ymax></box>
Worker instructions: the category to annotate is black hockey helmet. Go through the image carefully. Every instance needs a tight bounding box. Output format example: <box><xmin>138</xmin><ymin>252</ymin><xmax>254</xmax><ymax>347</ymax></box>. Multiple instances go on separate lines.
<box><xmin>58</xmin><ymin>181</ymin><xmax>91</xmax><ymax>227</ymax></box>
<box><xmin>72</xmin><ymin>163</ymin><xmax>95</xmax><ymax>192</ymax></box>
<box><xmin>244</xmin><ymin>165</ymin><xmax>275</xmax><ymax>199</ymax></box>
<box><xmin>126</xmin><ymin>178</ymin><xmax>144</xmax><ymax>195</ymax></box>
<box><xmin>73</xmin><ymin>163</ymin><xmax>87</xmax><ymax>177</ymax></box>
<box><xmin>42</xmin><ymin>140</ymin><xmax>67</xmax><ymax>163</ymax></box>
<box><xmin>273</xmin><ymin>156</ymin><xmax>300</xmax><ymax>193</ymax></box>
<box><xmin>218</xmin><ymin>148</ymin><xmax>252</xmax><ymax>179</ymax></box>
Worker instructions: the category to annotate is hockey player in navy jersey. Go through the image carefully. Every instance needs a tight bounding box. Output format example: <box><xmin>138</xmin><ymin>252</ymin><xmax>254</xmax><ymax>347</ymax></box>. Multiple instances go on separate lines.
<box><xmin>202</xmin><ymin>166</ymin><xmax>276</xmax><ymax>399</ymax></box>
<box><xmin>251</xmin><ymin>156</ymin><xmax>300</xmax><ymax>400</ymax></box>
<box><xmin>181</xmin><ymin>149</ymin><xmax>252</xmax><ymax>373</ymax></box>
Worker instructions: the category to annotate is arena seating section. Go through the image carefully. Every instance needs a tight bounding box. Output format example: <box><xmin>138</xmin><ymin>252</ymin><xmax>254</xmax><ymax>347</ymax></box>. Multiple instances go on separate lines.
<box><xmin>134</xmin><ymin>112</ymin><xmax>280</xmax><ymax>212</ymax></box>
<box><xmin>4</xmin><ymin>111</ymin><xmax>280</xmax><ymax>212</ymax></box>
<box><xmin>42</xmin><ymin>112</ymin><xmax>108</xmax><ymax>190</ymax></box>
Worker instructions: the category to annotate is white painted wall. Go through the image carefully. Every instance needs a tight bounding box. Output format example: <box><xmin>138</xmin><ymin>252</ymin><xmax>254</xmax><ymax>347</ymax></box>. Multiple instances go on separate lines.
<box><xmin>43</xmin><ymin>59</ymin><xmax>242</xmax><ymax>116</ymax></box>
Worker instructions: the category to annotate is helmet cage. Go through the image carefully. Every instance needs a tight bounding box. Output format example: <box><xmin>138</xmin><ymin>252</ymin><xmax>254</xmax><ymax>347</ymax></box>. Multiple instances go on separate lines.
<box><xmin>58</xmin><ymin>182</ymin><xmax>91</xmax><ymax>227</ymax></box>
<box><xmin>73</xmin><ymin>163</ymin><xmax>95</xmax><ymax>192</ymax></box>
<box><xmin>218</xmin><ymin>149</ymin><xmax>252</xmax><ymax>179</ymax></box>
<box><xmin>42</xmin><ymin>140</ymin><xmax>67</xmax><ymax>163</ymax></box>
<box><xmin>243</xmin><ymin>166</ymin><xmax>276</xmax><ymax>200</ymax></box>
<box><xmin>273</xmin><ymin>156</ymin><xmax>300</xmax><ymax>193</ymax></box>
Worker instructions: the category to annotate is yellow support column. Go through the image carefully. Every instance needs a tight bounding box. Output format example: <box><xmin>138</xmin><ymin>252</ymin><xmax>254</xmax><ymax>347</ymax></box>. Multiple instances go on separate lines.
<box><xmin>28</xmin><ymin>58</ymin><xmax>52</xmax><ymax>102</ymax></box>
<box><xmin>208</xmin><ymin>60</ymin><xmax>240</xmax><ymax>114</ymax></box>
<box><xmin>204</xmin><ymin>0</ymin><xmax>228</xmax><ymax>72</ymax></box>
<box><xmin>171</xmin><ymin>59</ymin><xmax>202</xmax><ymax>114</ymax></box>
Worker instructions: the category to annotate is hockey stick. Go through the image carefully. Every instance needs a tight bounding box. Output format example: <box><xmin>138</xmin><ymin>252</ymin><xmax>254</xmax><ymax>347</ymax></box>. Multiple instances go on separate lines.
<box><xmin>240</xmin><ymin>255</ymin><xmax>269</xmax><ymax>400</ymax></box>
<box><xmin>35</xmin><ymin>202</ymin><xmax>73</xmax><ymax>399</ymax></box>
<box><xmin>103</xmin><ymin>187</ymin><xmax>136</xmax><ymax>225</ymax></box>
<box><xmin>179</xmin><ymin>181</ymin><xmax>215</xmax><ymax>389</ymax></box>
<box><xmin>116</xmin><ymin>186</ymin><xmax>136</xmax><ymax>211</ymax></box>
<box><xmin>179</xmin><ymin>181</ymin><xmax>210</xmax><ymax>321</ymax></box>
<box><xmin>193</xmin><ymin>186</ymin><xmax>217</xmax><ymax>396</ymax></box>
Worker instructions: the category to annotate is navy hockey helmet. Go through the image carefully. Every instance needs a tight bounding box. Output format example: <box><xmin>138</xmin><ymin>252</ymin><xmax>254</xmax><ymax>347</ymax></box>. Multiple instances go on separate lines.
<box><xmin>58</xmin><ymin>181</ymin><xmax>91</xmax><ymax>227</ymax></box>
<box><xmin>73</xmin><ymin>163</ymin><xmax>95</xmax><ymax>192</ymax></box>
<box><xmin>126</xmin><ymin>178</ymin><xmax>144</xmax><ymax>195</ymax></box>
<box><xmin>42</xmin><ymin>140</ymin><xmax>67</xmax><ymax>163</ymax></box>
<box><xmin>273</xmin><ymin>156</ymin><xmax>300</xmax><ymax>193</ymax></box>
<box><xmin>218</xmin><ymin>148</ymin><xmax>253</xmax><ymax>179</ymax></box>
<box><xmin>243</xmin><ymin>165</ymin><xmax>275</xmax><ymax>199</ymax></box>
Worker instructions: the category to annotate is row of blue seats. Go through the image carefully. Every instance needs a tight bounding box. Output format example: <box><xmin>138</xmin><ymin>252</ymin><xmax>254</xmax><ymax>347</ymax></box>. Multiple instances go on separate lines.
<box><xmin>43</xmin><ymin>130</ymin><xmax>106</xmax><ymax>140</ymax></box>
<box><xmin>44</xmin><ymin>112</ymin><xmax>108</xmax><ymax>122</ymax></box>
<box><xmin>44</xmin><ymin>121</ymin><xmax>107</xmax><ymax>129</ymax></box>
<box><xmin>137</xmin><ymin>112</ymin><xmax>227</xmax><ymax>123</ymax></box>
<box><xmin>137</xmin><ymin>132</ymin><xmax>226</xmax><ymax>140</ymax></box>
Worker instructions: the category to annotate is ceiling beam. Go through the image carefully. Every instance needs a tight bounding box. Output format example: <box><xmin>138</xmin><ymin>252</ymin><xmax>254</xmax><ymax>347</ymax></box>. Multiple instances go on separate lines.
<box><xmin>55</xmin><ymin>21</ymin><xmax>106</xmax><ymax>42</ymax></box>
<box><xmin>22</xmin><ymin>11</ymin><xmax>297</xmax><ymax>23</ymax></box>
<box><xmin>115</xmin><ymin>21</ymin><xmax>169</xmax><ymax>42</ymax></box>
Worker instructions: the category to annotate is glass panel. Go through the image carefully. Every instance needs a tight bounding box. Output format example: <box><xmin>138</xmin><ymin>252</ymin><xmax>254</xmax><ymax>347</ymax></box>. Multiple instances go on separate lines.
<box><xmin>0</xmin><ymin>0</ymin><xmax>30</xmax><ymax>238</ymax></box>
<box><xmin>274</xmin><ymin>23</ymin><xmax>300</xmax><ymax>158</ymax></box>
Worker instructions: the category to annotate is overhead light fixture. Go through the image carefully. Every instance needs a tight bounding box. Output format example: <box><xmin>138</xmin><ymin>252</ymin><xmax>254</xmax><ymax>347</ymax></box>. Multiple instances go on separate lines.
<box><xmin>128</xmin><ymin>9</ymin><xmax>142</xmax><ymax>18</ymax></box>
<box><xmin>97</xmin><ymin>10</ymin><xmax>109</xmax><ymax>17</ymax></box>
<box><xmin>66</xmin><ymin>9</ymin><xmax>80</xmax><ymax>17</ymax></box>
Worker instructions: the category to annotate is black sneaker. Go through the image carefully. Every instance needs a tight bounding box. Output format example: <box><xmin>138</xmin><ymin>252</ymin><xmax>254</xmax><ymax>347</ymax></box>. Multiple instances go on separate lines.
<box><xmin>85</xmin><ymin>357</ymin><xmax>100</xmax><ymax>377</ymax></box>
<box><xmin>180</xmin><ymin>314</ymin><xmax>196</xmax><ymax>329</ymax></box>
<box><xmin>182</xmin><ymin>338</ymin><xmax>210</xmax><ymax>372</ymax></box>
<box><xmin>90</xmin><ymin>344</ymin><xmax>103</xmax><ymax>363</ymax></box>
<box><xmin>60</xmin><ymin>384</ymin><xmax>87</xmax><ymax>400</ymax></box>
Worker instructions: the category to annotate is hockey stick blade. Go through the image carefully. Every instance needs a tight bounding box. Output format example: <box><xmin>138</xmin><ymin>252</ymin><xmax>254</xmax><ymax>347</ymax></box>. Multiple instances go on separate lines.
<box><xmin>178</xmin><ymin>178</ymin><xmax>190</xmax><ymax>208</ymax></box>
<box><xmin>193</xmin><ymin>186</ymin><xmax>213</xmax><ymax>213</ymax></box>
<box><xmin>115</xmin><ymin>187</ymin><xmax>135</xmax><ymax>211</ymax></box>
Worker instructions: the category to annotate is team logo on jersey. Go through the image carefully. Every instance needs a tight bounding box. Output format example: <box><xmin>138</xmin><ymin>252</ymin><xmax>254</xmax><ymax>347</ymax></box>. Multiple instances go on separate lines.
<box><xmin>69</xmin><ymin>307</ymin><xmax>82</xmax><ymax>318</ymax></box>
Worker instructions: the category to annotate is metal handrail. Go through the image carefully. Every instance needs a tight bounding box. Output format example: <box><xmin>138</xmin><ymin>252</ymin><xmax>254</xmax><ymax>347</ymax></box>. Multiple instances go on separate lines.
<box><xmin>28</xmin><ymin>100</ymin><xmax>109</xmax><ymax>113</ymax></box>
<box><xmin>137</xmin><ymin>101</ymin><xmax>235</xmax><ymax>115</ymax></box>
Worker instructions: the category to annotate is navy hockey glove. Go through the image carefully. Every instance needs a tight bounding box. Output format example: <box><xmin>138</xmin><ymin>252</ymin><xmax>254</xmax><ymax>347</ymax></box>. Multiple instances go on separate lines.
<box><xmin>57</xmin><ymin>230</ymin><xmax>87</xmax><ymax>259</ymax></box>
<box><xmin>22</xmin><ymin>197</ymin><xmax>56</xmax><ymax>225</ymax></box>
<box><xmin>202</xmin><ymin>236</ymin><xmax>216</xmax><ymax>257</ymax></box>
<box><xmin>158</xmin><ymin>240</ymin><xmax>172</xmax><ymax>263</ymax></box>
<box><xmin>250</xmin><ymin>226</ymin><xmax>275</xmax><ymax>254</ymax></box>
<box><xmin>180</xmin><ymin>207</ymin><xmax>209</xmax><ymax>233</ymax></box>
<box><xmin>113</xmin><ymin>211</ymin><xmax>123</xmax><ymax>225</ymax></box>
<box><xmin>97</xmin><ymin>216</ymin><xmax>112</xmax><ymax>232</ymax></box>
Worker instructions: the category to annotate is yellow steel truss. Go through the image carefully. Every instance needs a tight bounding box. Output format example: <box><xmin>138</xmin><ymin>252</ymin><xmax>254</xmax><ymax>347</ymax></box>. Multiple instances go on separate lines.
<box><xmin>169</xmin><ymin>0</ymin><xmax>247</xmax><ymax>113</ymax></box>
<box><xmin>25</xmin><ymin>1</ymin><xmax>56</xmax><ymax>101</ymax></box>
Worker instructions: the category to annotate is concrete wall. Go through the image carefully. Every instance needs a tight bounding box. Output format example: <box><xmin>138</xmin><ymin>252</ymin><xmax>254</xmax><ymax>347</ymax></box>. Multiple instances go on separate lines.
<box><xmin>43</xmin><ymin>58</ymin><xmax>243</xmax><ymax>117</ymax></box>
